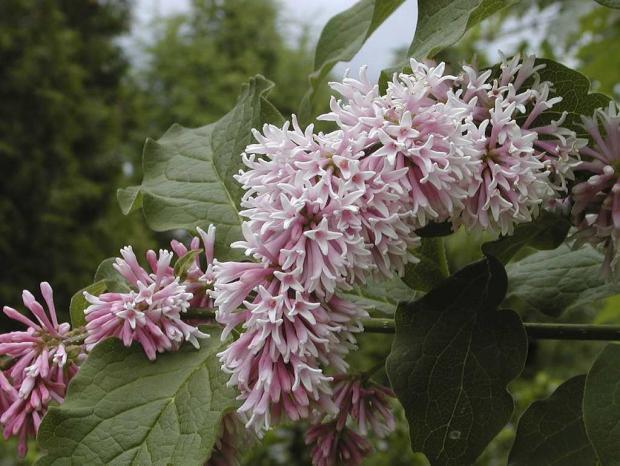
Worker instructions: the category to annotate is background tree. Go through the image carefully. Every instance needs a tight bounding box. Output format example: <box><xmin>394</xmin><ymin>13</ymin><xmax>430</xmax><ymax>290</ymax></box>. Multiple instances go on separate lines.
<box><xmin>134</xmin><ymin>0</ymin><xmax>324</xmax><ymax>137</ymax></box>
<box><xmin>0</xmin><ymin>0</ymin><xmax>152</xmax><ymax>327</ymax></box>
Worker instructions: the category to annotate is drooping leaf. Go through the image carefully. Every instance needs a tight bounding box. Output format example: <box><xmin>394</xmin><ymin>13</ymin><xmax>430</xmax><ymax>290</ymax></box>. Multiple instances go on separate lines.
<box><xmin>508</xmin><ymin>375</ymin><xmax>598</xmax><ymax>466</ymax></box>
<box><xmin>122</xmin><ymin>75</ymin><xmax>281</xmax><ymax>259</ymax></box>
<box><xmin>402</xmin><ymin>238</ymin><xmax>449</xmax><ymax>292</ymax></box>
<box><xmin>36</xmin><ymin>330</ymin><xmax>238</xmax><ymax>466</ymax></box>
<box><xmin>593</xmin><ymin>0</ymin><xmax>620</xmax><ymax>9</ymax></box>
<box><xmin>116</xmin><ymin>185</ymin><xmax>142</xmax><ymax>216</ymax></box>
<box><xmin>408</xmin><ymin>0</ymin><xmax>514</xmax><ymax>59</ymax></box>
<box><xmin>386</xmin><ymin>256</ymin><xmax>527</xmax><ymax>466</ymax></box>
<box><xmin>341</xmin><ymin>276</ymin><xmax>414</xmax><ymax>315</ymax></box>
<box><xmin>482</xmin><ymin>211</ymin><xmax>570</xmax><ymax>264</ymax></box>
<box><xmin>583</xmin><ymin>343</ymin><xmax>620</xmax><ymax>465</ymax></box>
<box><xmin>505</xmin><ymin>244</ymin><xmax>620</xmax><ymax>317</ymax></box>
<box><xmin>69</xmin><ymin>280</ymin><xmax>107</xmax><ymax>328</ymax></box>
<box><xmin>94</xmin><ymin>257</ymin><xmax>131</xmax><ymax>293</ymax></box>
<box><xmin>298</xmin><ymin>0</ymin><xmax>406</xmax><ymax>122</ymax></box>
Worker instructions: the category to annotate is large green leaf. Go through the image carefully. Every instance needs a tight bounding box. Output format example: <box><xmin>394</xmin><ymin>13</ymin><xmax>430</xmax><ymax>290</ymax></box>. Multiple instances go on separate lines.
<box><xmin>408</xmin><ymin>0</ymin><xmax>514</xmax><ymax>59</ymax></box>
<box><xmin>298</xmin><ymin>0</ymin><xmax>405</xmax><ymax>122</ymax></box>
<box><xmin>584</xmin><ymin>343</ymin><xmax>620</xmax><ymax>465</ymax></box>
<box><xmin>36</xmin><ymin>330</ymin><xmax>238</xmax><ymax>466</ymax></box>
<box><xmin>508</xmin><ymin>375</ymin><xmax>598</xmax><ymax>466</ymax></box>
<box><xmin>118</xmin><ymin>75</ymin><xmax>282</xmax><ymax>259</ymax></box>
<box><xmin>505</xmin><ymin>244</ymin><xmax>620</xmax><ymax>317</ymax></box>
<box><xmin>402</xmin><ymin>237</ymin><xmax>449</xmax><ymax>292</ymax></box>
<box><xmin>386</xmin><ymin>256</ymin><xmax>527</xmax><ymax>466</ymax></box>
<box><xmin>482</xmin><ymin>211</ymin><xmax>570</xmax><ymax>264</ymax></box>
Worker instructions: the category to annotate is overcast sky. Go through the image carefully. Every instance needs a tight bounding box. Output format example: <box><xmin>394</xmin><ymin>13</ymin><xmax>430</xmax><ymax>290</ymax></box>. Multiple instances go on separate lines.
<box><xmin>132</xmin><ymin>0</ymin><xmax>418</xmax><ymax>80</ymax></box>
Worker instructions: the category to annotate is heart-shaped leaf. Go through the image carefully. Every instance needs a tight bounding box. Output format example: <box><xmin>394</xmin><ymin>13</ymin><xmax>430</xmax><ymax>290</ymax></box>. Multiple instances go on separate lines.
<box><xmin>386</xmin><ymin>256</ymin><xmax>527</xmax><ymax>466</ymax></box>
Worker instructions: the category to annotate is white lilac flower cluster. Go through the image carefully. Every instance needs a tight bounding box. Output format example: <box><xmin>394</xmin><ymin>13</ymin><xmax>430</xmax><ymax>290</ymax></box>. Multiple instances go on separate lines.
<box><xmin>212</xmin><ymin>53</ymin><xmax>583</xmax><ymax>444</ymax></box>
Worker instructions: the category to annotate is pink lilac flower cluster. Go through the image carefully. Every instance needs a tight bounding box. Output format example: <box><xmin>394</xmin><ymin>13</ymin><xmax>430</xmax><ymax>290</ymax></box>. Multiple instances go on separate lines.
<box><xmin>0</xmin><ymin>283</ymin><xmax>82</xmax><ymax>456</ymax></box>
<box><xmin>215</xmin><ymin>266</ymin><xmax>366</xmax><ymax>432</ymax></box>
<box><xmin>84</xmin><ymin>227</ymin><xmax>217</xmax><ymax>360</ymax></box>
<box><xmin>324</xmin><ymin>54</ymin><xmax>583</xmax><ymax>236</ymax></box>
<box><xmin>0</xmin><ymin>228</ymin><xmax>218</xmax><ymax>455</ymax></box>
<box><xmin>212</xmin><ymin>53</ymin><xmax>581</xmax><ymax>440</ymax></box>
<box><xmin>571</xmin><ymin>102</ymin><xmax>620</xmax><ymax>274</ymax></box>
<box><xmin>449</xmin><ymin>55</ymin><xmax>584</xmax><ymax>234</ymax></box>
<box><xmin>305</xmin><ymin>376</ymin><xmax>395</xmax><ymax>466</ymax></box>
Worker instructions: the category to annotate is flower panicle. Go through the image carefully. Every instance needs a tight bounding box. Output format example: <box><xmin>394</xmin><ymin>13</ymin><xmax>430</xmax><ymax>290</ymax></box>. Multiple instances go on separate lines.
<box><xmin>210</xmin><ymin>54</ymin><xmax>586</xmax><ymax>455</ymax></box>
<box><xmin>84</xmin><ymin>227</ymin><xmax>219</xmax><ymax>360</ymax></box>
<box><xmin>0</xmin><ymin>283</ymin><xmax>82</xmax><ymax>456</ymax></box>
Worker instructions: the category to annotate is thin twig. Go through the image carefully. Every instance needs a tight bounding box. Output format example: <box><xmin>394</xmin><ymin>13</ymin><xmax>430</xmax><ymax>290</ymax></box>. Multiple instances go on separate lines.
<box><xmin>183</xmin><ymin>308</ymin><xmax>620</xmax><ymax>341</ymax></box>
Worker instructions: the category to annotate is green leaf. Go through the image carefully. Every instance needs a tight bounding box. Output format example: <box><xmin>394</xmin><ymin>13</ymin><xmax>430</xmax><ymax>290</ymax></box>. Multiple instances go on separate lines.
<box><xmin>402</xmin><ymin>238</ymin><xmax>449</xmax><ymax>292</ymax></box>
<box><xmin>379</xmin><ymin>1</ymin><xmax>512</xmax><ymax>95</ymax></box>
<box><xmin>69</xmin><ymin>280</ymin><xmax>107</xmax><ymax>328</ymax></box>
<box><xmin>299</xmin><ymin>0</ymin><xmax>405</xmax><ymax>122</ymax></box>
<box><xmin>129</xmin><ymin>75</ymin><xmax>278</xmax><ymax>259</ymax></box>
<box><xmin>386</xmin><ymin>256</ymin><xmax>527</xmax><ymax>466</ymax></box>
<box><xmin>505</xmin><ymin>244</ymin><xmax>620</xmax><ymax>317</ymax></box>
<box><xmin>36</xmin><ymin>330</ymin><xmax>238</xmax><ymax>466</ymax></box>
<box><xmin>341</xmin><ymin>277</ymin><xmax>414</xmax><ymax>315</ymax></box>
<box><xmin>94</xmin><ymin>257</ymin><xmax>131</xmax><ymax>293</ymax></box>
<box><xmin>174</xmin><ymin>248</ymin><xmax>203</xmax><ymax>280</ymax></box>
<box><xmin>593</xmin><ymin>0</ymin><xmax>620</xmax><ymax>9</ymax></box>
<box><xmin>116</xmin><ymin>185</ymin><xmax>142</xmax><ymax>215</ymax></box>
<box><xmin>522</xmin><ymin>58</ymin><xmax>611</xmax><ymax>138</ymax></box>
<box><xmin>408</xmin><ymin>0</ymin><xmax>514</xmax><ymax>59</ymax></box>
<box><xmin>508</xmin><ymin>375</ymin><xmax>598</xmax><ymax>466</ymax></box>
<box><xmin>259</xmin><ymin>96</ymin><xmax>286</xmax><ymax>127</ymax></box>
<box><xmin>584</xmin><ymin>343</ymin><xmax>620</xmax><ymax>465</ymax></box>
<box><xmin>482</xmin><ymin>211</ymin><xmax>570</xmax><ymax>264</ymax></box>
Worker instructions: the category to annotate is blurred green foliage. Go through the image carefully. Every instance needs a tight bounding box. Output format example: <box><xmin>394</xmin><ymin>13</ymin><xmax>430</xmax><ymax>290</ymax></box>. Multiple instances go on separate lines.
<box><xmin>134</xmin><ymin>0</ymin><xmax>325</xmax><ymax>136</ymax></box>
<box><xmin>0</xmin><ymin>0</ymin><xmax>153</xmax><ymax>327</ymax></box>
